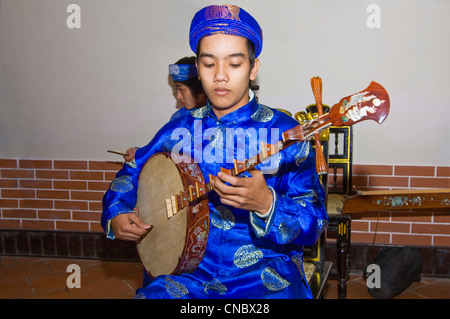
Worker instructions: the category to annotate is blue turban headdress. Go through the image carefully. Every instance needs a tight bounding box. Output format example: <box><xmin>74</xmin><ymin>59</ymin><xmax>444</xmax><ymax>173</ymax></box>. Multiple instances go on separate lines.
<box><xmin>169</xmin><ymin>64</ymin><xmax>198</xmax><ymax>81</ymax></box>
<box><xmin>189</xmin><ymin>4</ymin><xmax>263</xmax><ymax>57</ymax></box>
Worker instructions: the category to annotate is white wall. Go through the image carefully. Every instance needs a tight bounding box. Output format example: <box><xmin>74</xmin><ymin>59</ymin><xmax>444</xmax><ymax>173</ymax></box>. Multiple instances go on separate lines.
<box><xmin>0</xmin><ymin>0</ymin><xmax>449</xmax><ymax>165</ymax></box>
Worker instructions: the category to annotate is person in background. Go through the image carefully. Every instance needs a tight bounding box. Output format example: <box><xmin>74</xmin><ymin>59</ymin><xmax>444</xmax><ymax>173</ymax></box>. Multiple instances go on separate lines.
<box><xmin>123</xmin><ymin>56</ymin><xmax>207</xmax><ymax>162</ymax></box>
<box><xmin>169</xmin><ymin>56</ymin><xmax>207</xmax><ymax>120</ymax></box>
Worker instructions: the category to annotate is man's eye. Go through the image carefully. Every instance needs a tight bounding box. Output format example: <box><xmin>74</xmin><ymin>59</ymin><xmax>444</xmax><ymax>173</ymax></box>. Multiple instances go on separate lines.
<box><xmin>230</xmin><ymin>64</ymin><xmax>241</xmax><ymax>68</ymax></box>
<box><xmin>203</xmin><ymin>63</ymin><xmax>214</xmax><ymax>68</ymax></box>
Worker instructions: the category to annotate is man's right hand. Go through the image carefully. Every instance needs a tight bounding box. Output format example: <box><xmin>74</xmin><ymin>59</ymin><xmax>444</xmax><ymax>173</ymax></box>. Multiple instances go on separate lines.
<box><xmin>110</xmin><ymin>209</ymin><xmax>152</xmax><ymax>241</ymax></box>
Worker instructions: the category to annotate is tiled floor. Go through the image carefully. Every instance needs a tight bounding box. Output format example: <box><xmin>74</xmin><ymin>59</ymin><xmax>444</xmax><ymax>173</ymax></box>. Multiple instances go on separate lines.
<box><xmin>324</xmin><ymin>273</ymin><xmax>450</xmax><ymax>299</ymax></box>
<box><xmin>0</xmin><ymin>255</ymin><xmax>449</xmax><ymax>299</ymax></box>
<box><xmin>0</xmin><ymin>256</ymin><xmax>142</xmax><ymax>299</ymax></box>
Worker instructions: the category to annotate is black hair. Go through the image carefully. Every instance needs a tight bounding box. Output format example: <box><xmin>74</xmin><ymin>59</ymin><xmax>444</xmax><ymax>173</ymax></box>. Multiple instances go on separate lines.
<box><xmin>246</xmin><ymin>39</ymin><xmax>256</xmax><ymax>71</ymax></box>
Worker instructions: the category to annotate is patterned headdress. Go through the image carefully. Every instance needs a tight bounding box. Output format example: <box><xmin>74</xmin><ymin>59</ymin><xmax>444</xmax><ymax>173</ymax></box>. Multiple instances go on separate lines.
<box><xmin>168</xmin><ymin>64</ymin><xmax>198</xmax><ymax>81</ymax></box>
<box><xmin>189</xmin><ymin>5</ymin><xmax>263</xmax><ymax>57</ymax></box>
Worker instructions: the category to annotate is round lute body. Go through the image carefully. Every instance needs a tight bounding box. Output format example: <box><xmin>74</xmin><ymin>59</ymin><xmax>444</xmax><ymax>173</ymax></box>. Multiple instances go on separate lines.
<box><xmin>136</xmin><ymin>152</ymin><xmax>209</xmax><ymax>278</ymax></box>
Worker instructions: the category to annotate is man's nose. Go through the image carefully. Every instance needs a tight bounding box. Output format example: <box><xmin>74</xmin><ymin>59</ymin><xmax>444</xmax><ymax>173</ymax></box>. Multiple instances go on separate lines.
<box><xmin>214</xmin><ymin>63</ymin><xmax>228</xmax><ymax>83</ymax></box>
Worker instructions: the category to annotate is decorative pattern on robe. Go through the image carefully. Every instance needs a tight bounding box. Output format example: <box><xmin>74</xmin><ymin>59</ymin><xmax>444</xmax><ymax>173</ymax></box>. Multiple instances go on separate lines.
<box><xmin>101</xmin><ymin>94</ymin><xmax>328</xmax><ymax>299</ymax></box>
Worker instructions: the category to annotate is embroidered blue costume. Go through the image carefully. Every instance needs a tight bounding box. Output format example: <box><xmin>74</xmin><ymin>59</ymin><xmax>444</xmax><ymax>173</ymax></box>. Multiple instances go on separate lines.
<box><xmin>101</xmin><ymin>4</ymin><xmax>327</xmax><ymax>299</ymax></box>
<box><xmin>169</xmin><ymin>106</ymin><xmax>193</xmax><ymax>121</ymax></box>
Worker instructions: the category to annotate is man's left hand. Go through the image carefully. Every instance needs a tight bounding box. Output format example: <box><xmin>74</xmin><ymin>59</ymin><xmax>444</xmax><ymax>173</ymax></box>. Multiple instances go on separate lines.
<box><xmin>210</xmin><ymin>169</ymin><xmax>273</xmax><ymax>215</ymax></box>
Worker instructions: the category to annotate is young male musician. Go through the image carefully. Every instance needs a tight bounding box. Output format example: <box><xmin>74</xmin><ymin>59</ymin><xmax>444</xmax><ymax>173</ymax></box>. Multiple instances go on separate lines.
<box><xmin>101</xmin><ymin>4</ymin><xmax>327</xmax><ymax>298</ymax></box>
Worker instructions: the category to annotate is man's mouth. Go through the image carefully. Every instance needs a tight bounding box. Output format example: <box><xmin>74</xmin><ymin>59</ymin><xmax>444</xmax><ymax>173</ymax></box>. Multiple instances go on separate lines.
<box><xmin>213</xmin><ymin>88</ymin><xmax>230</xmax><ymax>96</ymax></box>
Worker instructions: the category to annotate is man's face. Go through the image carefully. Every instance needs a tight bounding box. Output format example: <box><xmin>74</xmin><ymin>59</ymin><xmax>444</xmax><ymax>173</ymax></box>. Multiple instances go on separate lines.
<box><xmin>196</xmin><ymin>34</ymin><xmax>259</xmax><ymax>118</ymax></box>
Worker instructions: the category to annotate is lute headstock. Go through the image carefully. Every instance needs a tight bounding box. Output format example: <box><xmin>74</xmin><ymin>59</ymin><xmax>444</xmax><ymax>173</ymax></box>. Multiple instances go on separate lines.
<box><xmin>329</xmin><ymin>81</ymin><xmax>390</xmax><ymax>127</ymax></box>
<box><xmin>282</xmin><ymin>81</ymin><xmax>390</xmax><ymax>143</ymax></box>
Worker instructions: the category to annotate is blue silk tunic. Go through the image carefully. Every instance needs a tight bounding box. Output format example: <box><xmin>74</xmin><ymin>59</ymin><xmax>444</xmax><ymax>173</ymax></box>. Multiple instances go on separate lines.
<box><xmin>169</xmin><ymin>107</ymin><xmax>192</xmax><ymax>121</ymax></box>
<box><xmin>101</xmin><ymin>93</ymin><xmax>328</xmax><ymax>299</ymax></box>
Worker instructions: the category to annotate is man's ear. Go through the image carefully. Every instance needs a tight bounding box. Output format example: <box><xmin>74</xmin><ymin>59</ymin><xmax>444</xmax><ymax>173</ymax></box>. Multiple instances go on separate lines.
<box><xmin>250</xmin><ymin>58</ymin><xmax>260</xmax><ymax>81</ymax></box>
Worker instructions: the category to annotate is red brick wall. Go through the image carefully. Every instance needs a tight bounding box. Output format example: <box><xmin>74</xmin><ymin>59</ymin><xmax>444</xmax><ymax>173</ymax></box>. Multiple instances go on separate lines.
<box><xmin>0</xmin><ymin>159</ymin><xmax>122</xmax><ymax>233</ymax></box>
<box><xmin>1</xmin><ymin>159</ymin><xmax>449</xmax><ymax>247</ymax></box>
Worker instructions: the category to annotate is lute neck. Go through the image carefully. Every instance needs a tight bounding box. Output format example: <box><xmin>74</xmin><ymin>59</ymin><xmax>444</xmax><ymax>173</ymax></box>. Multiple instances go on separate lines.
<box><xmin>167</xmin><ymin>80</ymin><xmax>390</xmax><ymax>217</ymax></box>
